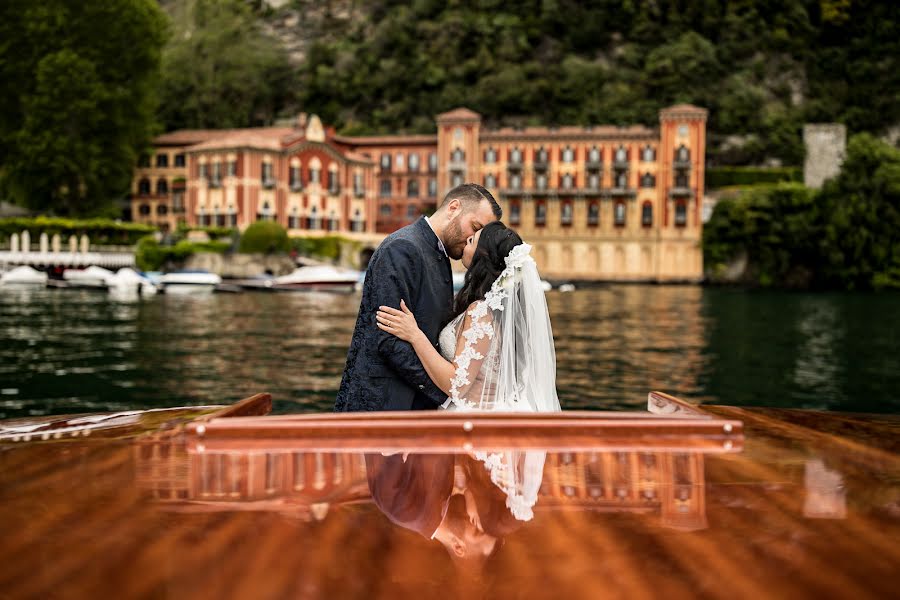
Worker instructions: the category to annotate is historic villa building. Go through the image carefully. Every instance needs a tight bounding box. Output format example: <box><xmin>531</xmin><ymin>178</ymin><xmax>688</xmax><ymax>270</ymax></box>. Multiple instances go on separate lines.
<box><xmin>132</xmin><ymin>104</ymin><xmax>706</xmax><ymax>281</ymax></box>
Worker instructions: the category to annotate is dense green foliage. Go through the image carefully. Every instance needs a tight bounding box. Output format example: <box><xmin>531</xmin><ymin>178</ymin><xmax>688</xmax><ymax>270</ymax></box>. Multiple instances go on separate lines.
<box><xmin>706</xmin><ymin>167</ymin><xmax>802</xmax><ymax>189</ymax></box>
<box><xmin>238</xmin><ymin>221</ymin><xmax>290</xmax><ymax>254</ymax></box>
<box><xmin>135</xmin><ymin>236</ymin><xmax>229</xmax><ymax>271</ymax></box>
<box><xmin>295</xmin><ymin>0</ymin><xmax>899</xmax><ymax>164</ymax></box>
<box><xmin>157</xmin><ymin>0</ymin><xmax>295</xmax><ymax>130</ymax></box>
<box><xmin>288</xmin><ymin>235</ymin><xmax>362</xmax><ymax>262</ymax></box>
<box><xmin>704</xmin><ymin>134</ymin><xmax>900</xmax><ymax>289</ymax></box>
<box><xmin>0</xmin><ymin>0</ymin><xmax>168</xmax><ymax>216</ymax></box>
<box><xmin>0</xmin><ymin>217</ymin><xmax>156</xmax><ymax>246</ymax></box>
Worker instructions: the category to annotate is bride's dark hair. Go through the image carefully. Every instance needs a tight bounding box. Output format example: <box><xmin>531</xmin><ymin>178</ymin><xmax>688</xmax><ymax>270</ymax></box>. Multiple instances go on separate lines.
<box><xmin>451</xmin><ymin>221</ymin><xmax>523</xmax><ymax>320</ymax></box>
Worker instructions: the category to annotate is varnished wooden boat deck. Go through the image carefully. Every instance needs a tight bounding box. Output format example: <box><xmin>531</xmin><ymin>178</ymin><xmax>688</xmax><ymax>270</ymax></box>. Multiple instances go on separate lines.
<box><xmin>1</xmin><ymin>392</ymin><xmax>898</xmax><ymax>599</ymax></box>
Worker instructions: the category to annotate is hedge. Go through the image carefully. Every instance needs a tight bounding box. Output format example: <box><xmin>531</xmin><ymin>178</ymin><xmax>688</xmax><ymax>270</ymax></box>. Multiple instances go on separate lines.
<box><xmin>0</xmin><ymin>217</ymin><xmax>155</xmax><ymax>246</ymax></box>
<box><xmin>706</xmin><ymin>167</ymin><xmax>802</xmax><ymax>189</ymax></box>
<box><xmin>135</xmin><ymin>237</ymin><xmax>229</xmax><ymax>272</ymax></box>
<box><xmin>238</xmin><ymin>221</ymin><xmax>289</xmax><ymax>254</ymax></box>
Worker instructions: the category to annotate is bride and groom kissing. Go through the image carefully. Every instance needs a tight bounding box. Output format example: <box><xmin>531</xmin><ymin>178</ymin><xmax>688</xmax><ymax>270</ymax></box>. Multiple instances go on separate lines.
<box><xmin>334</xmin><ymin>182</ymin><xmax>560</xmax><ymax>415</ymax></box>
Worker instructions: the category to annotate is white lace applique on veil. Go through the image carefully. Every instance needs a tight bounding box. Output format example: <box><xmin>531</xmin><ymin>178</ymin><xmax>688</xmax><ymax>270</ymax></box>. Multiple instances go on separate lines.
<box><xmin>439</xmin><ymin>242</ymin><xmax>560</xmax><ymax>520</ymax></box>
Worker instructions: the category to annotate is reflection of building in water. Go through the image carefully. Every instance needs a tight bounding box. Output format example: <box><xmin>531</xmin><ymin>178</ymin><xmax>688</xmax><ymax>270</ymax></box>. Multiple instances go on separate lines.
<box><xmin>540</xmin><ymin>451</ymin><xmax>707</xmax><ymax>531</ymax></box>
<box><xmin>136</xmin><ymin>440</ymin><xmax>706</xmax><ymax>529</ymax></box>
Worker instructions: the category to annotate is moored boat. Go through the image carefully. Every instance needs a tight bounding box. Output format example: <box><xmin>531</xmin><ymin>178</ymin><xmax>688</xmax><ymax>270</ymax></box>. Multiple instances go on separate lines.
<box><xmin>271</xmin><ymin>265</ymin><xmax>361</xmax><ymax>292</ymax></box>
<box><xmin>0</xmin><ymin>265</ymin><xmax>47</xmax><ymax>286</ymax></box>
<box><xmin>62</xmin><ymin>265</ymin><xmax>115</xmax><ymax>288</ymax></box>
<box><xmin>158</xmin><ymin>270</ymin><xmax>222</xmax><ymax>294</ymax></box>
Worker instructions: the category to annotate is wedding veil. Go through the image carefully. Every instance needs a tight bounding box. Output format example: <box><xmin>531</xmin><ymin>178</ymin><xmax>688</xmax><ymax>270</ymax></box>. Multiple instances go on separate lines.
<box><xmin>444</xmin><ymin>243</ymin><xmax>560</xmax><ymax>413</ymax></box>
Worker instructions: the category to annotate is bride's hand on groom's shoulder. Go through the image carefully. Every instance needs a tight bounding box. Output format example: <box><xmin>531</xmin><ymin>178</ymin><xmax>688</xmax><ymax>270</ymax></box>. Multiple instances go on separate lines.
<box><xmin>376</xmin><ymin>300</ymin><xmax>423</xmax><ymax>344</ymax></box>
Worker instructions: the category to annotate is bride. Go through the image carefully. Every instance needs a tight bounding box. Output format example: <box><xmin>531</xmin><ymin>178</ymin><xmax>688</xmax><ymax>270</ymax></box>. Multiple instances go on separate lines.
<box><xmin>376</xmin><ymin>220</ymin><xmax>560</xmax><ymax>414</ymax></box>
<box><xmin>377</xmin><ymin>221</ymin><xmax>558</xmax><ymax>521</ymax></box>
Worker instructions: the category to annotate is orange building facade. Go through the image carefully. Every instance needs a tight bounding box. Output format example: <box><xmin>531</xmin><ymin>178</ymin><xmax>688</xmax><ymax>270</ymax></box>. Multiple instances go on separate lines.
<box><xmin>132</xmin><ymin>105</ymin><xmax>706</xmax><ymax>281</ymax></box>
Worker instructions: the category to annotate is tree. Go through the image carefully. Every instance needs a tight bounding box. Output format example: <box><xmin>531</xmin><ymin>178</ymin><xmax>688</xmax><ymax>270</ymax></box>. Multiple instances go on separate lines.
<box><xmin>0</xmin><ymin>0</ymin><xmax>167</xmax><ymax>216</ymax></box>
<box><xmin>157</xmin><ymin>0</ymin><xmax>296</xmax><ymax>130</ymax></box>
<box><xmin>817</xmin><ymin>134</ymin><xmax>900</xmax><ymax>290</ymax></box>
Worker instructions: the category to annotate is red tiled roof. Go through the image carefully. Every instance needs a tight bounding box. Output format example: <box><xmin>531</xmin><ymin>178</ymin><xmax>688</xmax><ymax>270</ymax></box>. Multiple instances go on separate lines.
<box><xmin>332</xmin><ymin>134</ymin><xmax>436</xmax><ymax>146</ymax></box>
<box><xmin>183</xmin><ymin>127</ymin><xmax>297</xmax><ymax>152</ymax></box>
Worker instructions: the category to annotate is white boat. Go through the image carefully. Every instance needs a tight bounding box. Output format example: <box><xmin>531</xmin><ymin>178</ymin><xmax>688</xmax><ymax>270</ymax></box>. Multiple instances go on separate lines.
<box><xmin>541</xmin><ymin>280</ymin><xmax>553</xmax><ymax>292</ymax></box>
<box><xmin>0</xmin><ymin>266</ymin><xmax>48</xmax><ymax>286</ymax></box>
<box><xmin>272</xmin><ymin>266</ymin><xmax>360</xmax><ymax>292</ymax></box>
<box><xmin>107</xmin><ymin>268</ymin><xmax>158</xmax><ymax>297</ymax></box>
<box><xmin>63</xmin><ymin>266</ymin><xmax>114</xmax><ymax>288</ymax></box>
<box><xmin>158</xmin><ymin>271</ymin><xmax>221</xmax><ymax>294</ymax></box>
<box><xmin>558</xmin><ymin>283</ymin><xmax>576</xmax><ymax>293</ymax></box>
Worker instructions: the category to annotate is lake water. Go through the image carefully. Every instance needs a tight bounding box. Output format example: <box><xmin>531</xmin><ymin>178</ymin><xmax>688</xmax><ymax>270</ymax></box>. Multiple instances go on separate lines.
<box><xmin>1</xmin><ymin>285</ymin><xmax>898</xmax><ymax>419</ymax></box>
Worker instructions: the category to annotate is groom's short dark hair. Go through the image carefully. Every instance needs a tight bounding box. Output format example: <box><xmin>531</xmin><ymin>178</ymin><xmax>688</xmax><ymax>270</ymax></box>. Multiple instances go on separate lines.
<box><xmin>440</xmin><ymin>183</ymin><xmax>502</xmax><ymax>219</ymax></box>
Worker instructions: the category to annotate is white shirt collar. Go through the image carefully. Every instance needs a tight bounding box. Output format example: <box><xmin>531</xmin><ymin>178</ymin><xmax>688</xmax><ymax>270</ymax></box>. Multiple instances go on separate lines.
<box><xmin>424</xmin><ymin>216</ymin><xmax>448</xmax><ymax>258</ymax></box>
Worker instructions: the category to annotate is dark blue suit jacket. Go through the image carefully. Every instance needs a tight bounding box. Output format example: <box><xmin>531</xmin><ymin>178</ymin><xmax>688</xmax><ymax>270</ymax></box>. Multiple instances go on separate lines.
<box><xmin>334</xmin><ymin>218</ymin><xmax>453</xmax><ymax>412</ymax></box>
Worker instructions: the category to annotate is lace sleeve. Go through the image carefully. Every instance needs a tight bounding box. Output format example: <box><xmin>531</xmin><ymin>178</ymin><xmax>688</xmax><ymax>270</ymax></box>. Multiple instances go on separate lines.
<box><xmin>443</xmin><ymin>300</ymin><xmax>497</xmax><ymax>410</ymax></box>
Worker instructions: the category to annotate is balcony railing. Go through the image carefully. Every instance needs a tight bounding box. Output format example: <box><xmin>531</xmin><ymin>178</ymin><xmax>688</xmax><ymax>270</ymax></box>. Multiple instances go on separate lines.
<box><xmin>506</xmin><ymin>161</ymin><xmax>523</xmax><ymax>171</ymax></box>
<box><xmin>673</xmin><ymin>159</ymin><xmax>691</xmax><ymax>169</ymax></box>
<box><xmin>669</xmin><ymin>187</ymin><xmax>694</xmax><ymax>199</ymax></box>
<box><xmin>613</xmin><ymin>158</ymin><xmax>630</xmax><ymax>169</ymax></box>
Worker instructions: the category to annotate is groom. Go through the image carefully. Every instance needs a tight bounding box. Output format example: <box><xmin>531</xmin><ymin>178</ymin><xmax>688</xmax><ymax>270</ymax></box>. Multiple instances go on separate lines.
<box><xmin>334</xmin><ymin>183</ymin><xmax>501</xmax><ymax>412</ymax></box>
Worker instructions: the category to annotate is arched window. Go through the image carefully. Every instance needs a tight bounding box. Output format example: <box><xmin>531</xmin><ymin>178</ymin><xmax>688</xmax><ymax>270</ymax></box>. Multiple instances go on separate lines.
<box><xmin>290</xmin><ymin>165</ymin><xmax>303</xmax><ymax>191</ymax></box>
<box><xmin>642</xmin><ymin>146</ymin><xmax>656</xmax><ymax>162</ymax></box>
<box><xmin>380</xmin><ymin>153</ymin><xmax>392</xmax><ymax>171</ymax></box>
<box><xmin>210</xmin><ymin>162</ymin><xmax>222</xmax><ymax>187</ymax></box>
<box><xmin>408</xmin><ymin>153</ymin><xmax>420</xmax><ymax>172</ymax></box>
<box><xmin>587</xmin><ymin>171</ymin><xmax>601</xmax><ymax>189</ymax></box>
<box><xmin>227</xmin><ymin>159</ymin><xmax>237</xmax><ymax>176</ymax></box>
<box><xmin>675</xmin><ymin>201</ymin><xmax>688</xmax><ymax>226</ymax></box>
<box><xmin>451</xmin><ymin>172</ymin><xmax>464</xmax><ymax>188</ymax></box>
<box><xmin>327</xmin><ymin>168</ymin><xmax>338</xmax><ymax>194</ymax></box>
<box><xmin>428</xmin><ymin>178</ymin><xmax>437</xmax><ymax>197</ymax></box>
<box><xmin>510</xmin><ymin>173</ymin><xmax>522</xmax><ymax>190</ymax></box>
<box><xmin>641</xmin><ymin>201</ymin><xmax>653</xmax><ymax>227</ymax></box>
<box><xmin>588</xmin><ymin>202</ymin><xmax>599</xmax><ymax>226</ymax></box>
<box><xmin>407</xmin><ymin>179</ymin><xmax>419</xmax><ymax>197</ymax></box>
<box><xmin>561</xmin><ymin>173</ymin><xmax>574</xmax><ymax>190</ymax></box>
<box><xmin>676</xmin><ymin>145</ymin><xmax>690</xmax><ymax>162</ymax></box>
<box><xmin>139</xmin><ymin>203</ymin><xmax>151</xmax><ymax>215</ymax></box>
<box><xmin>309</xmin><ymin>206</ymin><xmax>319</xmax><ymax>230</ymax></box>
<box><xmin>561</xmin><ymin>201</ymin><xmax>573</xmax><ymax>226</ymax></box>
<box><xmin>395</xmin><ymin>153</ymin><xmax>404</xmax><ymax>170</ymax></box>
<box><xmin>640</xmin><ymin>173</ymin><xmax>656</xmax><ymax>188</ymax></box>
<box><xmin>380</xmin><ymin>179</ymin><xmax>392</xmax><ymax>197</ymax></box>
<box><xmin>428</xmin><ymin>152</ymin><xmax>438</xmax><ymax>172</ymax></box>
<box><xmin>407</xmin><ymin>204</ymin><xmax>418</xmax><ymax>218</ymax></box>
<box><xmin>380</xmin><ymin>204</ymin><xmax>392</xmax><ymax>216</ymax></box>
<box><xmin>451</xmin><ymin>148</ymin><xmax>465</xmax><ymax>162</ymax></box>
<box><xmin>484</xmin><ymin>173</ymin><xmax>496</xmax><ymax>188</ymax></box>
<box><xmin>562</xmin><ymin>146</ymin><xmax>574</xmax><ymax>163</ymax></box>
<box><xmin>615</xmin><ymin>171</ymin><xmax>628</xmax><ymax>189</ymax></box>
<box><xmin>309</xmin><ymin>164</ymin><xmax>321</xmax><ymax>185</ymax></box>
<box><xmin>588</xmin><ymin>146</ymin><xmax>601</xmax><ymax>163</ymax></box>
<box><xmin>535</xmin><ymin>173</ymin><xmax>547</xmax><ymax>190</ymax></box>
<box><xmin>138</xmin><ymin>178</ymin><xmax>151</xmax><ymax>195</ymax></box>
<box><xmin>353</xmin><ymin>172</ymin><xmax>364</xmax><ymax>197</ymax></box>
<box><xmin>289</xmin><ymin>207</ymin><xmax>300</xmax><ymax>229</ymax></box>
<box><xmin>484</xmin><ymin>147</ymin><xmax>497</xmax><ymax>163</ymax></box>
<box><xmin>261</xmin><ymin>163</ymin><xmax>275</xmax><ymax>188</ymax></box>
<box><xmin>257</xmin><ymin>201</ymin><xmax>274</xmax><ymax>222</ymax></box>
<box><xmin>535</xmin><ymin>202</ymin><xmax>547</xmax><ymax>226</ymax></box>
<box><xmin>509</xmin><ymin>201</ymin><xmax>521</xmax><ymax>226</ymax></box>
<box><xmin>510</xmin><ymin>147</ymin><xmax>522</xmax><ymax>164</ymax></box>
<box><xmin>615</xmin><ymin>146</ymin><xmax>628</xmax><ymax>163</ymax></box>
<box><xmin>614</xmin><ymin>201</ymin><xmax>626</xmax><ymax>226</ymax></box>
<box><xmin>535</xmin><ymin>147</ymin><xmax>548</xmax><ymax>165</ymax></box>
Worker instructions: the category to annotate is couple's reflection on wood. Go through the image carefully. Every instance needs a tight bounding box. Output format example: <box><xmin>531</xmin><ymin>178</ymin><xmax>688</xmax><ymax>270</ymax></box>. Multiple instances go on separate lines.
<box><xmin>365</xmin><ymin>452</ymin><xmax>530</xmax><ymax>573</ymax></box>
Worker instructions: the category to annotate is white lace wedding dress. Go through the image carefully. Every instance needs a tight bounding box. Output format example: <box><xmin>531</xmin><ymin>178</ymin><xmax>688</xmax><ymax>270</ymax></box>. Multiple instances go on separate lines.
<box><xmin>434</xmin><ymin>243</ymin><xmax>559</xmax><ymax>519</ymax></box>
